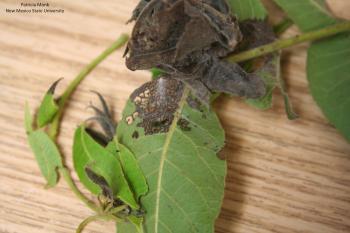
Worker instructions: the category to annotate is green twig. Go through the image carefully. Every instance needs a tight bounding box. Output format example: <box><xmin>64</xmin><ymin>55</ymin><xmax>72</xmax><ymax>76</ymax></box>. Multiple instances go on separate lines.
<box><xmin>227</xmin><ymin>21</ymin><xmax>350</xmax><ymax>63</ymax></box>
<box><xmin>76</xmin><ymin>210</ymin><xmax>124</xmax><ymax>233</ymax></box>
<box><xmin>76</xmin><ymin>215</ymin><xmax>103</xmax><ymax>233</ymax></box>
<box><xmin>59</xmin><ymin>167</ymin><xmax>100</xmax><ymax>212</ymax></box>
<box><xmin>48</xmin><ymin>34</ymin><xmax>129</xmax><ymax>139</ymax></box>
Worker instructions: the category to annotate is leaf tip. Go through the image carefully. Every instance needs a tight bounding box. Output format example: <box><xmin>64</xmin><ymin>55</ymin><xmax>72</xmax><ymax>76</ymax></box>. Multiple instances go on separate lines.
<box><xmin>47</xmin><ymin>77</ymin><xmax>64</xmax><ymax>95</ymax></box>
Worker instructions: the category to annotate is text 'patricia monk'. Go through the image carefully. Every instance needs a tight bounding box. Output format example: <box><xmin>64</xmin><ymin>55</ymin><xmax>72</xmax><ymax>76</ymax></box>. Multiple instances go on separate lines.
<box><xmin>5</xmin><ymin>2</ymin><xmax>64</xmax><ymax>14</ymax></box>
<box><xmin>20</xmin><ymin>3</ymin><xmax>50</xmax><ymax>7</ymax></box>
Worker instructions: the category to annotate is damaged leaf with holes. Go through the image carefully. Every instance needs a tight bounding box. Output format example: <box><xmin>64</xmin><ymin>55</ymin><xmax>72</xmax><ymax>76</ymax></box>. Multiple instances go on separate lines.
<box><xmin>117</xmin><ymin>77</ymin><xmax>226</xmax><ymax>233</ymax></box>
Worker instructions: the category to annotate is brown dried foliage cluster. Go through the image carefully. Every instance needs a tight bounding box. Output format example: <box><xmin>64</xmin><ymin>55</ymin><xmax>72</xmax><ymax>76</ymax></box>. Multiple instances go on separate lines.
<box><xmin>123</xmin><ymin>0</ymin><xmax>279</xmax><ymax>135</ymax></box>
<box><xmin>125</xmin><ymin>0</ymin><xmax>268</xmax><ymax>104</ymax></box>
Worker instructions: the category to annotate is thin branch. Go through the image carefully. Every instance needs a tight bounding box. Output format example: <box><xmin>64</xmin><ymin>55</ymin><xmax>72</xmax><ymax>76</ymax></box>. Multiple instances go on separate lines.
<box><xmin>76</xmin><ymin>215</ymin><xmax>102</xmax><ymax>233</ymax></box>
<box><xmin>59</xmin><ymin>168</ymin><xmax>100</xmax><ymax>212</ymax></box>
<box><xmin>48</xmin><ymin>34</ymin><xmax>129</xmax><ymax>139</ymax></box>
<box><xmin>227</xmin><ymin>21</ymin><xmax>350</xmax><ymax>63</ymax></box>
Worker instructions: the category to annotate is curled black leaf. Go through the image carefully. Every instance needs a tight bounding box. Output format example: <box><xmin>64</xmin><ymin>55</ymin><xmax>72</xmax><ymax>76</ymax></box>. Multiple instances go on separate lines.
<box><xmin>85</xmin><ymin>167</ymin><xmax>114</xmax><ymax>200</ymax></box>
<box><xmin>47</xmin><ymin>78</ymin><xmax>63</xmax><ymax>95</ymax></box>
<box><xmin>86</xmin><ymin>91</ymin><xmax>116</xmax><ymax>142</ymax></box>
<box><xmin>85</xmin><ymin>127</ymin><xmax>110</xmax><ymax>147</ymax></box>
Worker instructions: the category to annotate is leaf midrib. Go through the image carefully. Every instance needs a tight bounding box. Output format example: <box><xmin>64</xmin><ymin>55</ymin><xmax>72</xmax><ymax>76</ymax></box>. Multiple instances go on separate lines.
<box><xmin>36</xmin><ymin>133</ymin><xmax>53</xmax><ymax>182</ymax></box>
<box><xmin>38</xmin><ymin>134</ymin><xmax>53</xmax><ymax>182</ymax></box>
<box><xmin>31</xmin><ymin>131</ymin><xmax>60</xmax><ymax>186</ymax></box>
<box><xmin>309</xmin><ymin>0</ymin><xmax>332</xmax><ymax>17</ymax></box>
<box><xmin>154</xmin><ymin>86</ymin><xmax>190</xmax><ymax>233</ymax></box>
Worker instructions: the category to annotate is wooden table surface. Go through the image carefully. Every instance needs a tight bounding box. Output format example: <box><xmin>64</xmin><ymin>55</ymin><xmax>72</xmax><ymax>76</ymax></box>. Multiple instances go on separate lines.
<box><xmin>1</xmin><ymin>0</ymin><xmax>350</xmax><ymax>233</ymax></box>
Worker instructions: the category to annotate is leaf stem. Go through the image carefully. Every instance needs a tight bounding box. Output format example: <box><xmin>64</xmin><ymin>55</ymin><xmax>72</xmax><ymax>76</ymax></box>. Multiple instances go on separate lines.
<box><xmin>76</xmin><ymin>215</ymin><xmax>103</xmax><ymax>233</ymax></box>
<box><xmin>227</xmin><ymin>21</ymin><xmax>350</xmax><ymax>63</ymax></box>
<box><xmin>59</xmin><ymin>167</ymin><xmax>100</xmax><ymax>212</ymax></box>
<box><xmin>76</xmin><ymin>212</ymin><xmax>123</xmax><ymax>233</ymax></box>
<box><xmin>48</xmin><ymin>34</ymin><xmax>129</xmax><ymax>139</ymax></box>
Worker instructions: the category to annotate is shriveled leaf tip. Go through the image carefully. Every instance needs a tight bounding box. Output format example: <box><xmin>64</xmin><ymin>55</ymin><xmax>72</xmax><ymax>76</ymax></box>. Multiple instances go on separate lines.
<box><xmin>36</xmin><ymin>79</ymin><xmax>63</xmax><ymax>127</ymax></box>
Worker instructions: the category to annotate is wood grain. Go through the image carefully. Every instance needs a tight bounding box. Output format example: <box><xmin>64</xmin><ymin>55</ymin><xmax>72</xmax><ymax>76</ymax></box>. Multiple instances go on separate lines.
<box><xmin>0</xmin><ymin>0</ymin><xmax>349</xmax><ymax>233</ymax></box>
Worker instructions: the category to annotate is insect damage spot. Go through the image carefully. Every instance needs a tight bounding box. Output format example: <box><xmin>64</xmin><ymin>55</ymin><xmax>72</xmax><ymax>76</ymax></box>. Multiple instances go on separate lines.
<box><xmin>132</xmin><ymin>131</ymin><xmax>139</xmax><ymax>139</ymax></box>
<box><xmin>186</xmin><ymin>95</ymin><xmax>202</xmax><ymax>110</ymax></box>
<box><xmin>126</xmin><ymin>116</ymin><xmax>134</xmax><ymax>125</ymax></box>
<box><xmin>130</xmin><ymin>77</ymin><xmax>184</xmax><ymax>135</ymax></box>
<box><xmin>177</xmin><ymin>118</ymin><xmax>191</xmax><ymax>131</ymax></box>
